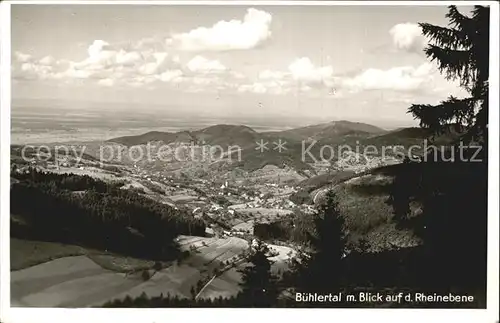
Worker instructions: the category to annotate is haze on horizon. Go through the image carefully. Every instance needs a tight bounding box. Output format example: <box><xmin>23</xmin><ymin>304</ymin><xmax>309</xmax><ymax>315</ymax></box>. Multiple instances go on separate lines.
<box><xmin>11</xmin><ymin>4</ymin><xmax>470</xmax><ymax>134</ymax></box>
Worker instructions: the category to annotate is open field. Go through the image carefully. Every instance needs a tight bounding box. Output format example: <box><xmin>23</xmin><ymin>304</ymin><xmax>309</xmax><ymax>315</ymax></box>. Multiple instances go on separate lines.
<box><xmin>196</xmin><ymin>267</ymin><xmax>243</xmax><ymax>300</ymax></box>
<box><xmin>247</xmin><ymin>165</ymin><xmax>306</xmax><ymax>184</ymax></box>
<box><xmin>11</xmin><ymin>236</ymin><xmax>249</xmax><ymax>306</ymax></box>
<box><xmin>11</xmin><ymin>235</ymin><xmax>297</xmax><ymax>306</ymax></box>
<box><xmin>195</xmin><ymin>243</ymin><xmax>296</xmax><ymax>300</ymax></box>
<box><xmin>11</xmin><ymin>255</ymin><xmax>139</xmax><ymax>307</ymax></box>
<box><xmin>10</xmin><ymin>238</ymin><xmax>88</xmax><ymax>271</ymax></box>
<box><xmin>267</xmin><ymin>244</ymin><xmax>297</xmax><ymax>274</ymax></box>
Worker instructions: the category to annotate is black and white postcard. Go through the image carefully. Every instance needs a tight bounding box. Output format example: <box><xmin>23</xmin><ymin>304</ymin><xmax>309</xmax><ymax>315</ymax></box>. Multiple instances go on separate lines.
<box><xmin>0</xmin><ymin>1</ymin><xmax>498</xmax><ymax>323</ymax></box>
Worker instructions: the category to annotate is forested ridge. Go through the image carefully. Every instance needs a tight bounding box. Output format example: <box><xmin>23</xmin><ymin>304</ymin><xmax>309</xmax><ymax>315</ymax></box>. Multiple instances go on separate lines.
<box><xmin>11</xmin><ymin>169</ymin><xmax>206</xmax><ymax>260</ymax></box>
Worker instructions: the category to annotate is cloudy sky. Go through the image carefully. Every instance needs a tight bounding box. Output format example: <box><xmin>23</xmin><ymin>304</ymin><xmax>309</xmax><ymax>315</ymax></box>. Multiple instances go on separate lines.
<box><xmin>11</xmin><ymin>4</ymin><xmax>470</xmax><ymax>128</ymax></box>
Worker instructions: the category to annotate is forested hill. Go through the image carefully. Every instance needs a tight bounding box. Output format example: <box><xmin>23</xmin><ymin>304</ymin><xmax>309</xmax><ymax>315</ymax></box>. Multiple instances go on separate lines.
<box><xmin>10</xmin><ymin>169</ymin><xmax>206</xmax><ymax>260</ymax></box>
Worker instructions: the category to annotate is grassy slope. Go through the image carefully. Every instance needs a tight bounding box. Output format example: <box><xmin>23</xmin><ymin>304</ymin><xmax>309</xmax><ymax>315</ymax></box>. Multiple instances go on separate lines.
<box><xmin>10</xmin><ymin>238</ymin><xmax>87</xmax><ymax>271</ymax></box>
<box><xmin>332</xmin><ymin>173</ymin><xmax>421</xmax><ymax>251</ymax></box>
<box><xmin>289</xmin><ymin>170</ymin><xmax>358</xmax><ymax>205</ymax></box>
<box><xmin>10</xmin><ymin>238</ymin><xmax>163</xmax><ymax>273</ymax></box>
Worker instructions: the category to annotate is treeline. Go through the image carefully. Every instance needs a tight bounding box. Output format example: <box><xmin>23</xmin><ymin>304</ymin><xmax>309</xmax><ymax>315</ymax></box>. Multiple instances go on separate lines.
<box><xmin>253</xmin><ymin>211</ymin><xmax>315</xmax><ymax>246</ymax></box>
<box><xmin>11</xmin><ymin>168</ymin><xmax>205</xmax><ymax>260</ymax></box>
<box><xmin>13</xmin><ymin>169</ymin><xmax>121</xmax><ymax>192</ymax></box>
<box><xmin>289</xmin><ymin>170</ymin><xmax>359</xmax><ymax>205</ymax></box>
<box><xmin>102</xmin><ymin>293</ymin><xmax>237</xmax><ymax>307</ymax></box>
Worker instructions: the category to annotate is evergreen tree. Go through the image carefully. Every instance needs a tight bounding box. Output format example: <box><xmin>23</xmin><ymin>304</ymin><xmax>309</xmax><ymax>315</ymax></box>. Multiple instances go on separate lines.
<box><xmin>410</xmin><ymin>5</ymin><xmax>489</xmax><ymax>144</ymax></box>
<box><xmin>237</xmin><ymin>240</ymin><xmax>279</xmax><ymax>307</ymax></box>
<box><xmin>289</xmin><ymin>190</ymin><xmax>347</xmax><ymax>294</ymax></box>
<box><xmin>388</xmin><ymin>6</ymin><xmax>489</xmax><ymax>295</ymax></box>
<box><xmin>385</xmin><ymin>161</ymin><xmax>421</xmax><ymax>227</ymax></box>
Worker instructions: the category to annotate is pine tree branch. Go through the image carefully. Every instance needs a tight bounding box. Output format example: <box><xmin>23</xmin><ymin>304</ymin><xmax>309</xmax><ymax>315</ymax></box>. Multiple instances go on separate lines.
<box><xmin>446</xmin><ymin>5</ymin><xmax>473</xmax><ymax>30</ymax></box>
<box><xmin>419</xmin><ymin>23</ymin><xmax>470</xmax><ymax>50</ymax></box>
<box><xmin>472</xmin><ymin>6</ymin><xmax>490</xmax><ymax>33</ymax></box>
<box><xmin>424</xmin><ymin>45</ymin><xmax>474</xmax><ymax>89</ymax></box>
<box><xmin>409</xmin><ymin>96</ymin><xmax>477</xmax><ymax>135</ymax></box>
<box><xmin>461</xmin><ymin>95</ymin><xmax>488</xmax><ymax>143</ymax></box>
<box><xmin>469</xmin><ymin>7</ymin><xmax>490</xmax><ymax>92</ymax></box>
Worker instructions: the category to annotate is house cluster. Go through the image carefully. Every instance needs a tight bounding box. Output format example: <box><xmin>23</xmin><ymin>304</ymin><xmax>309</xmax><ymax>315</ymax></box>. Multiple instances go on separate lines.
<box><xmin>297</xmin><ymin>204</ymin><xmax>316</xmax><ymax>214</ymax></box>
<box><xmin>333</xmin><ymin>153</ymin><xmax>401</xmax><ymax>174</ymax></box>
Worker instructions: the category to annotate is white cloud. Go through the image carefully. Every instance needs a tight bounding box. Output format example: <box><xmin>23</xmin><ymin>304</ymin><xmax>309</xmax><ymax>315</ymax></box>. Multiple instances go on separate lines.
<box><xmin>192</xmin><ymin>76</ymin><xmax>215</xmax><ymax>86</ymax></box>
<box><xmin>248</xmin><ymin>57</ymin><xmax>334</xmax><ymax>94</ymax></box>
<box><xmin>343</xmin><ymin>62</ymin><xmax>436</xmax><ymax>91</ymax></box>
<box><xmin>12</xmin><ymin>51</ymin><xmax>67</xmax><ymax>81</ymax></box>
<box><xmin>64</xmin><ymin>67</ymin><xmax>93</xmax><ymax>79</ymax></box>
<box><xmin>300</xmin><ymin>84</ymin><xmax>313</xmax><ymax>92</ymax></box>
<box><xmin>390</xmin><ymin>23</ymin><xmax>427</xmax><ymax>53</ymax></box>
<box><xmin>28</xmin><ymin>40</ymin><xmax>179</xmax><ymax>83</ymax></box>
<box><xmin>123</xmin><ymin>75</ymin><xmax>157</xmax><ymax>88</ymax></box>
<box><xmin>238</xmin><ymin>82</ymin><xmax>268</xmax><ymax>94</ymax></box>
<box><xmin>158</xmin><ymin>69</ymin><xmax>183</xmax><ymax>82</ymax></box>
<box><xmin>115</xmin><ymin>50</ymin><xmax>142</xmax><ymax>66</ymax></box>
<box><xmin>413</xmin><ymin>62</ymin><xmax>435</xmax><ymax>77</ymax></box>
<box><xmin>258</xmin><ymin>69</ymin><xmax>286</xmax><ymax>80</ymax></box>
<box><xmin>14</xmin><ymin>7</ymin><xmax>270</xmax><ymax>90</ymax></box>
<box><xmin>74</xmin><ymin>40</ymin><xmax>149</xmax><ymax>74</ymax></box>
<box><xmin>88</xmin><ymin>40</ymin><xmax>110</xmax><ymax>57</ymax></box>
<box><xmin>231</xmin><ymin>71</ymin><xmax>246</xmax><ymax>79</ymax></box>
<box><xmin>12</xmin><ymin>41</ymin><xmax>235</xmax><ymax>90</ymax></box>
<box><xmin>170</xmin><ymin>8</ymin><xmax>272</xmax><ymax>51</ymax></box>
<box><xmin>153</xmin><ymin>52</ymin><xmax>168</xmax><ymax>65</ymax></box>
<box><xmin>186</xmin><ymin>55</ymin><xmax>226</xmax><ymax>73</ymax></box>
<box><xmin>38</xmin><ymin>56</ymin><xmax>56</xmax><ymax>66</ymax></box>
<box><xmin>138</xmin><ymin>52</ymin><xmax>172</xmax><ymax>75</ymax></box>
<box><xmin>14</xmin><ymin>51</ymin><xmax>32</xmax><ymax>63</ymax></box>
<box><xmin>83</xmin><ymin>40</ymin><xmax>117</xmax><ymax>67</ymax></box>
<box><xmin>257</xmin><ymin>57</ymin><xmax>334</xmax><ymax>86</ymax></box>
<box><xmin>17</xmin><ymin>61</ymin><xmax>55</xmax><ymax>80</ymax></box>
<box><xmin>288</xmin><ymin>57</ymin><xmax>333</xmax><ymax>85</ymax></box>
<box><xmin>97</xmin><ymin>78</ymin><xmax>115</xmax><ymax>87</ymax></box>
<box><xmin>139</xmin><ymin>61</ymin><xmax>160</xmax><ymax>75</ymax></box>
<box><xmin>13</xmin><ymin>40</ymin><xmax>447</xmax><ymax>99</ymax></box>
<box><xmin>237</xmin><ymin>79</ymin><xmax>291</xmax><ymax>95</ymax></box>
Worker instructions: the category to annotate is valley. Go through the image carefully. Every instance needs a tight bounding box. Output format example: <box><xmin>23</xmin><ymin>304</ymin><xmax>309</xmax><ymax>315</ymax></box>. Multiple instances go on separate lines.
<box><xmin>10</xmin><ymin>120</ymin><xmax>431</xmax><ymax>306</ymax></box>
<box><xmin>6</xmin><ymin>2</ymin><xmax>492</xmax><ymax>312</ymax></box>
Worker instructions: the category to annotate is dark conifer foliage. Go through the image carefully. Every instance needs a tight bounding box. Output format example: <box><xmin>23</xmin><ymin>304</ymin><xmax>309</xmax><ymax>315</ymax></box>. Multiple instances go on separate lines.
<box><xmin>236</xmin><ymin>240</ymin><xmax>279</xmax><ymax>307</ymax></box>
<box><xmin>288</xmin><ymin>190</ymin><xmax>347</xmax><ymax>294</ymax></box>
<box><xmin>410</xmin><ymin>5</ymin><xmax>489</xmax><ymax>143</ymax></box>
<box><xmin>388</xmin><ymin>5</ymin><xmax>489</xmax><ymax>297</ymax></box>
<box><xmin>11</xmin><ymin>168</ymin><xmax>206</xmax><ymax>260</ymax></box>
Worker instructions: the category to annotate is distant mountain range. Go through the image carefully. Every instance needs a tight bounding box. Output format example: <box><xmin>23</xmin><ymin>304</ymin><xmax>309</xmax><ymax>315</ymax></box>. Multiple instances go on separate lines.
<box><xmin>267</xmin><ymin>120</ymin><xmax>387</xmax><ymax>141</ymax></box>
<box><xmin>106</xmin><ymin>120</ymin><xmax>459</xmax><ymax>173</ymax></box>
<box><xmin>108</xmin><ymin>120</ymin><xmax>387</xmax><ymax>147</ymax></box>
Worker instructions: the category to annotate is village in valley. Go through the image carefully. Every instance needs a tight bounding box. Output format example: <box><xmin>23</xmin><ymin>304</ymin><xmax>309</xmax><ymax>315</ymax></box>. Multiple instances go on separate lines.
<box><xmin>14</xmin><ymin>136</ymin><xmax>404</xmax><ymax>243</ymax></box>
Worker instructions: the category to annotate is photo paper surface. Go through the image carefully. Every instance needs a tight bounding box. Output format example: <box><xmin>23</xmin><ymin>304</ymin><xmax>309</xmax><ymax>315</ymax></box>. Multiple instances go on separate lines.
<box><xmin>1</xmin><ymin>2</ymin><xmax>498</xmax><ymax>322</ymax></box>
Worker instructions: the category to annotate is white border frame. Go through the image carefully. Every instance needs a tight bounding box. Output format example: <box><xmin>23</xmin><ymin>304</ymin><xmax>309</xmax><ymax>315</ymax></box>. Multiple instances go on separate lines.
<box><xmin>0</xmin><ymin>1</ymin><xmax>498</xmax><ymax>323</ymax></box>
